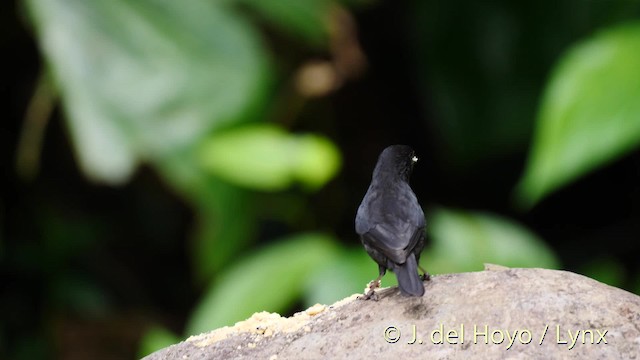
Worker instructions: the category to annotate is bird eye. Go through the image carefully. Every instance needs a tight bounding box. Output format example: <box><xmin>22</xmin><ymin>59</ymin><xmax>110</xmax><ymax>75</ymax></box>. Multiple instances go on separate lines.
<box><xmin>412</xmin><ymin>156</ymin><xmax>418</xmax><ymax>163</ymax></box>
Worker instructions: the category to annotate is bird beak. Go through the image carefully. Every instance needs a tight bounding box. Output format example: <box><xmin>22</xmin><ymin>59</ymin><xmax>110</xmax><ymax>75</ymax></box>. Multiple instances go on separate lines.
<box><xmin>412</xmin><ymin>156</ymin><xmax>418</xmax><ymax>163</ymax></box>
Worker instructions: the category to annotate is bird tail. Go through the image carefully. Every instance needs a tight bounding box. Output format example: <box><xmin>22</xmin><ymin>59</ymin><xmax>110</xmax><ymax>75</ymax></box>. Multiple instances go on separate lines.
<box><xmin>394</xmin><ymin>254</ymin><xmax>425</xmax><ymax>296</ymax></box>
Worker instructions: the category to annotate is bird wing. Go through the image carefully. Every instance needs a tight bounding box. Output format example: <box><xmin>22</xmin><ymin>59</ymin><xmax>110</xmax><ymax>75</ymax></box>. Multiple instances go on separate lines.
<box><xmin>355</xmin><ymin>181</ymin><xmax>426</xmax><ymax>264</ymax></box>
<box><xmin>363</xmin><ymin>221</ymin><xmax>424</xmax><ymax>264</ymax></box>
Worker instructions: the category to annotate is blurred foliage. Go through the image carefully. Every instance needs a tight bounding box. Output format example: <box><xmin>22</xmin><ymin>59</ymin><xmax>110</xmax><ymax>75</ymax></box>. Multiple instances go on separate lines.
<box><xmin>199</xmin><ymin>124</ymin><xmax>341</xmax><ymax>191</ymax></box>
<box><xmin>186</xmin><ymin>233</ymin><xmax>339</xmax><ymax>334</ymax></box>
<box><xmin>4</xmin><ymin>0</ymin><xmax>639</xmax><ymax>359</ymax></box>
<box><xmin>236</xmin><ymin>0</ymin><xmax>332</xmax><ymax>46</ymax></box>
<box><xmin>634</xmin><ymin>274</ymin><xmax>640</xmax><ymax>296</ymax></box>
<box><xmin>24</xmin><ymin>0</ymin><xmax>343</xmax><ymax>286</ymax></box>
<box><xmin>26</xmin><ymin>0</ymin><xmax>271</xmax><ymax>184</ymax></box>
<box><xmin>137</xmin><ymin>326</ymin><xmax>181</xmax><ymax>359</ymax></box>
<box><xmin>303</xmin><ymin>247</ymin><xmax>379</xmax><ymax>306</ymax></box>
<box><xmin>426</xmin><ymin>208</ymin><xmax>559</xmax><ymax>273</ymax></box>
<box><xmin>579</xmin><ymin>256</ymin><xmax>626</xmax><ymax>288</ymax></box>
<box><xmin>517</xmin><ymin>22</ymin><xmax>640</xmax><ymax>207</ymax></box>
<box><xmin>165</xmin><ymin>167</ymin><xmax>256</xmax><ymax>281</ymax></box>
<box><xmin>414</xmin><ymin>1</ymin><xmax>548</xmax><ymax>166</ymax></box>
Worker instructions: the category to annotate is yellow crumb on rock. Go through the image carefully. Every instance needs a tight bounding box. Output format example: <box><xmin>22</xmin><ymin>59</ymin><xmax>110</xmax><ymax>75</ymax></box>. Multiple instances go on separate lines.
<box><xmin>187</xmin><ymin>295</ymin><xmax>359</xmax><ymax>348</ymax></box>
<box><xmin>304</xmin><ymin>303</ymin><xmax>326</xmax><ymax>316</ymax></box>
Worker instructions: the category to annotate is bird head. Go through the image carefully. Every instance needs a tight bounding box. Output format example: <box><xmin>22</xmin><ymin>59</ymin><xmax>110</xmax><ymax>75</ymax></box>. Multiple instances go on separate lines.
<box><xmin>373</xmin><ymin>145</ymin><xmax>417</xmax><ymax>182</ymax></box>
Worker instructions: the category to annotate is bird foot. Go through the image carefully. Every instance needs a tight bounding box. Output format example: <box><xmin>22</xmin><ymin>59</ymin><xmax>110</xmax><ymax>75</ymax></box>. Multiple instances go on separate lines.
<box><xmin>358</xmin><ymin>280</ymin><xmax>381</xmax><ymax>301</ymax></box>
<box><xmin>420</xmin><ymin>272</ymin><xmax>431</xmax><ymax>281</ymax></box>
<box><xmin>359</xmin><ymin>288</ymin><xmax>379</xmax><ymax>301</ymax></box>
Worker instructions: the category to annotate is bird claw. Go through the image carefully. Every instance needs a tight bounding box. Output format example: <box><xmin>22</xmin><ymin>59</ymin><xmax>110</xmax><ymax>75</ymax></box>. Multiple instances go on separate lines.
<box><xmin>420</xmin><ymin>272</ymin><xmax>431</xmax><ymax>281</ymax></box>
<box><xmin>358</xmin><ymin>280</ymin><xmax>381</xmax><ymax>301</ymax></box>
<box><xmin>359</xmin><ymin>288</ymin><xmax>379</xmax><ymax>301</ymax></box>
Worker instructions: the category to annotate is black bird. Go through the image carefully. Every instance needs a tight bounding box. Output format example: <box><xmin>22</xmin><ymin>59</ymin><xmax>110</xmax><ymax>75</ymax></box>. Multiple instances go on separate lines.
<box><xmin>355</xmin><ymin>145</ymin><xmax>428</xmax><ymax>299</ymax></box>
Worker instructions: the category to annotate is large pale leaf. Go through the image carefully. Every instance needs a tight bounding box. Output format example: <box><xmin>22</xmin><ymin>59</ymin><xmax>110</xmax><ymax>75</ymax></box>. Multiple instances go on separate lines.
<box><xmin>517</xmin><ymin>22</ymin><xmax>640</xmax><ymax>207</ymax></box>
<box><xmin>186</xmin><ymin>233</ymin><xmax>339</xmax><ymax>335</ymax></box>
<box><xmin>426</xmin><ymin>208</ymin><xmax>559</xmax><ymax>273</ymax></box>
<box><xmin>199</xmin><ymin>124</ymin><xmax>341</xmax><ymax>191</ymax></box>
<box><xmin>27</xmin><ymin>0</ymin><xmax>270</xmax><ymax>184</ymax></box>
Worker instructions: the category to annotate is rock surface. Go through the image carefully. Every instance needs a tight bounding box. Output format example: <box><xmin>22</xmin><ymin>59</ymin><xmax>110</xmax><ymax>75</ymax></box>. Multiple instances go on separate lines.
<box><xmin>144</xmin><ymin>266</ymin><xmax>640</xmax><ymax>359</ymax></box>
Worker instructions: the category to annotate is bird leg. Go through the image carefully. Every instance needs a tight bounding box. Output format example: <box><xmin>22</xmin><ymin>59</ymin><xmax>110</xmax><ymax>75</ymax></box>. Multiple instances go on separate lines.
<box><xmin>359</xmin><ymin>266</ymin><xmax>386</xmax><ymax>301</ymax></box>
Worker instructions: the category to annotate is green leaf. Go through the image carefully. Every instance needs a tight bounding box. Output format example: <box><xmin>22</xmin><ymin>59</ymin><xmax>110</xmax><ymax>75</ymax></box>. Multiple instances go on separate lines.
<box><xmin>426</xmin><ymin>208</ymin><xmax>559</xmax><ymax>273</ymax></box>
<box><xmin>632</xmin><ymin>273</ymin><xmax>640</xmax><ymax>295</ymax></box>
<box><xmin>26</xmin><ymin>0</ymin><xmax>270</xmax><ymax>184</ymax></box>
<box><xmin>579</xmin><ymin>257</ymin><xmax>625</xmax><ymax>287</ymax></box>
<box><xmin>157</xmin><ymin>152</ymin><xmax>256</xmax><ymax>282</ymax></box>
<box><xmin>237</xmin><ymin>0</ymin><xmax>331</xmax><ymax>45</ymax></box>
<box><xmin>516</xmin><ymin>22</ymin><xmax>640</xmax><ymax>207</ymax></box>
<box><xmin>198</xmin><ymin>124</ymin><xmax>341</xmax><ymax>191</ymax></box>
<box><xmin>190</xmin><ymin>182</ymin><xmax>255</xmax><ymax>282</ymax></box>
<box><xmin>185</xmin><ymin>233</ymin><xmax>339</xmax><ymax>335</ymax></box>
<box><xmin>303</xmin><ymin>248</ymin><xmax>388</xmax><ymax>306</ymax></box>
<box><xmin>137</xmin><ymin>326</ymin><xmax>180</xmax><ymax>358</ymax></box>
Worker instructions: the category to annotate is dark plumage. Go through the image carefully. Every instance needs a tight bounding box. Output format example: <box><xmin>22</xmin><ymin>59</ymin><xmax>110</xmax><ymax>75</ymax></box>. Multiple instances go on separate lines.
<box><xmin>355</xmin><ymin>145</ymin><xmax>427</xmax><ymax>299</ymax></box>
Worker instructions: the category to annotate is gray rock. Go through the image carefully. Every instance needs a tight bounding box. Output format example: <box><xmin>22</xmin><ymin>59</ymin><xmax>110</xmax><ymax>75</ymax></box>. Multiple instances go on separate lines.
<box><xmin>143</xmin><ymin>267</ymin><xmax>640</xmax><ymax>359</ymax></box>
